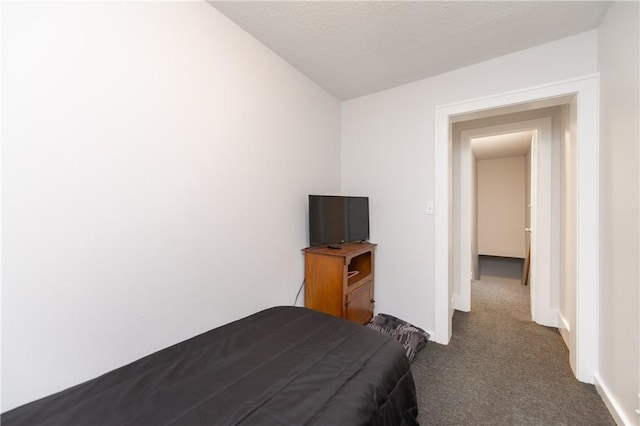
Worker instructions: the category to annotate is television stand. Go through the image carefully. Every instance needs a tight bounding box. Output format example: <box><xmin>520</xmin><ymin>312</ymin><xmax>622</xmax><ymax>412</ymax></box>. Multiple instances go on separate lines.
<box><xmin>327</xmin><ymin>244</ymin><xmax>342</xmax><ymax>249</ymax></box>
<box><xmin>303</xmin><ymin>242</ymin><xmax>376</xmax><ymax>325</ymax></box>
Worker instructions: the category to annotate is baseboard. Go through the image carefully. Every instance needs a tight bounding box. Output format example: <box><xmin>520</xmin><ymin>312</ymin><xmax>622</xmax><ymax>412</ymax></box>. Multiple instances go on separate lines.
<box><xmin>593</xmin><ymin>374</ymin><xmax>635</xmax><ymax>426</ymax></box>
<box><xmin>557</xmin><ymin>311</ymin><xmax>570</xmax><ymax>350</ymax></box>
<box><xmin>535</xmin><ymin>308</ymin><xmax>559</xmax><ymax>329</ymax></box>
<box><xmin>452</xmin><ymin>294</ymin><xmax>470</xmax><ymax>312</ymax></box>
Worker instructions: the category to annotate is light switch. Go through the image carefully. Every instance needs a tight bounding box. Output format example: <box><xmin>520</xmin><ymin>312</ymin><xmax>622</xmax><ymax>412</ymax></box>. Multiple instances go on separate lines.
<box><xmin>426</xmin><ymin>201</ymin><xmax>435</xmax><ymax>215</ymax></box>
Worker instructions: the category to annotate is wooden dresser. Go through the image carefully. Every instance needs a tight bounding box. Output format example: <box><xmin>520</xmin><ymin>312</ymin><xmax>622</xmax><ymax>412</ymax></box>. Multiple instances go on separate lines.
<box><xmin>303</xmin><ymin>242</ymin><xmax>376</xmax><ymax>325</ymax></box>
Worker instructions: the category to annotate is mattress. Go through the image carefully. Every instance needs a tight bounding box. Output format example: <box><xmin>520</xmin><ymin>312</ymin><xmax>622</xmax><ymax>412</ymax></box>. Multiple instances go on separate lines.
<box><xmin>2</xmin><ymin>306</ymin><xmax>419</xmax><ymax>425</ymax></box>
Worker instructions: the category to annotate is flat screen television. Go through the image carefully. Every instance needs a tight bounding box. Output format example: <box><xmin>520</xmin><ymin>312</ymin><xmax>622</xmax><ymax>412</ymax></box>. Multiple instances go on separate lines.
<box><xmin>308</xmin><ymin>195</ymin><xmax>369</xmax><ymax>247</ymax></box>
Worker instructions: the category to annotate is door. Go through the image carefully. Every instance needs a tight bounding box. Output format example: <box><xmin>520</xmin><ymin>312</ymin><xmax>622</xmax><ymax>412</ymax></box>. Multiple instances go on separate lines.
<box><xmin>346</xmin><ymin>281</ymin><xmax>373</xmax><ymax>325</ymax></box>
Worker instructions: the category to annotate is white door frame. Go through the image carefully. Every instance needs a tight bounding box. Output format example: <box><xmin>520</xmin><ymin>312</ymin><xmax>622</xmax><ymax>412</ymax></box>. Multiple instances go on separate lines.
<box><xmin>457</xmin><ymin>118</ymin><xmax>556</xmax><ymax>328</ymax></box>
<box><xmin>434</xmin><ymin>74</ymin><xmax>598</xmax><ymax>383</ymax></box>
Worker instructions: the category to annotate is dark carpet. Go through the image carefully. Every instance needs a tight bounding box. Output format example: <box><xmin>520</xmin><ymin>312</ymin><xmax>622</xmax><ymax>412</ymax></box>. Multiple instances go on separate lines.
<box><xmin>411</xmin><ymin>279</ymin><xmax>614</xmax><ymax>425</ymax></box>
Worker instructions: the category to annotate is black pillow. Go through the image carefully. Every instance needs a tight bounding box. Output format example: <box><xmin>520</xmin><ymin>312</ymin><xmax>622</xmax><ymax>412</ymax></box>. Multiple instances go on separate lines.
<box><xmin>367</xmin><ymin>313</ymin><xmax>430</xmax><ymax>362</ymax></box>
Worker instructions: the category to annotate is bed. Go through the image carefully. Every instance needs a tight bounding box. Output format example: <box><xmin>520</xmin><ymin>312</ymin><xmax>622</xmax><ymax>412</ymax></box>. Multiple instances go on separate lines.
<box><xmin>2</xmin><ymin>306</ymin><xmax>419</xmax><ymax>425</ymax></box>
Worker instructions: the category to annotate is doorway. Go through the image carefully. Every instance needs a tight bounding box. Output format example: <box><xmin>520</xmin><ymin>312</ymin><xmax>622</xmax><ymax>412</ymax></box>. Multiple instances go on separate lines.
<box><xmin>453</xmin><ymin>116</ymin><xmax>554</xmax><ymax>328</ymax></box>
<box><xmin>473</xmin><ymin>131</ymin><xmax>532</xmax><ymax>288</ymax></box>
<box><xmin>433</xmin><ymin>75</ymin><xmax>598</xmax><ymax>383</ymax></box>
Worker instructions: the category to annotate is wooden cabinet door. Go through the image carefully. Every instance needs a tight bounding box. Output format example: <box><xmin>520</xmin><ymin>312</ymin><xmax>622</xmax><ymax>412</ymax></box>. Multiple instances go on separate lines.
<box><xmin>345</xmin><ymin>281</ymin><xmax>373</xmax><ymax>325</ymax></box>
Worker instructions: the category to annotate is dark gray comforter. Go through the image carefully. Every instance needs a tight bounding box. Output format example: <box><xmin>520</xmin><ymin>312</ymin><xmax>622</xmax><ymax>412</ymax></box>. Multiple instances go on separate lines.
<box><xmin>2</xmin><ymin>306</ymin><xmax>418</xmax><ymax>425</ymax></box>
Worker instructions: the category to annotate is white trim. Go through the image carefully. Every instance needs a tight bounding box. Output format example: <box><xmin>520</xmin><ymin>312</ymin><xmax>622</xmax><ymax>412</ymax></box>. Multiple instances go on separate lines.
<box><xmin>557</xmin><ymin>311</ymin><xmax>571</xmax><ymax>350</ymax></box>
<box><xmin>454</xmin><ymin>131</ymin><xmax>472</xmax><ymax>312</ymax></box>
<box><xmin>558</xmin><ymin>311</ymin><xmax>571</xmax><ymax>333</ymax></box>
<box><xmin>434</xmin><ymin>74</ymin><xmax>599</xmax><ymax>382</ymax></box>
<box><xmin>530</xmin><ymin>130</ymin><xmax>539</xmax><ymax>322</ymax></box>
<box><xmin>434</xmin><ymin>107</ymin><xmax>452</xmax><ymax>344</ymax></box>
<box><xmin>574</xmin><ymin>83</ymin><xmax>600</xmax><ymax>382</ymax></box>
<box><xmin>594</xmin><ymin>374</ymin><xmax>633</xmax><ymax>426</ymax></box>
<box><xmin>436</xmin><ymin>74</ymin><xmax>598</xmax><ymax>115</ymax></box>
<box><xmin>452</xmin><ymin>293</ymin><xmax>463</xmax><ymax>311</ymax></box>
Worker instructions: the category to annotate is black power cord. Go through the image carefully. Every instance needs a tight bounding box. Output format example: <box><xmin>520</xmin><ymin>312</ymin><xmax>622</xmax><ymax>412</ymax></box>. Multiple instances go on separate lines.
<box><xmin>293</xmin><ymin>279</ymin><xmax>305</xmax><ymax>306</ymax></box>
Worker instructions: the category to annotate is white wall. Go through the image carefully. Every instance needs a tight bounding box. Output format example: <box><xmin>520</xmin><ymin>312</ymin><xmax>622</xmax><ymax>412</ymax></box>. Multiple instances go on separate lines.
<box><xmin>597</xmin><ymin>2</ymin><xmax>640</xmax><ymax>424</ymax></box>
<box><xmin>477</xmin><ymin>156</ymin><xmax>526</xmax><ymax>258</ymax></box>
<box><xmin>2</xmin><ymin>2</ymin><xmax>341</xmax><ymax>411</ymax></box>
<box><xmin>342</xmin><ymin>23</ymin><xmax>598</xmax><ymax>331</ymax></box>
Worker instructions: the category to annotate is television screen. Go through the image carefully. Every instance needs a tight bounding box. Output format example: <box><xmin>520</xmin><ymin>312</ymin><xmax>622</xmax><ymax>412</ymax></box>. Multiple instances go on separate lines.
<box><xmin>346</xmin><ymin>197</ymin><xmax>369</xmax><ymax>242</ymax></box>
<box><xmin>308</xmin><ymin>195</ymin><xmax>369</xmax><ymax>247</ymax></box>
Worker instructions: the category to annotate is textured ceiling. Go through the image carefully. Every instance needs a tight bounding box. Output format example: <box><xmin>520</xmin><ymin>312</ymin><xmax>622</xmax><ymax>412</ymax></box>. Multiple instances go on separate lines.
<box><xmin>209</xmin><ymin>1</ymin><xmax>611</xmax><ymax>100</ymax></box>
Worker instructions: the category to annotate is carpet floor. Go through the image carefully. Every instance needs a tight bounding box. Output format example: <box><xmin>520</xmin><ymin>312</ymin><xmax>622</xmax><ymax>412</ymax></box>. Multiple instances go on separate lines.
<box><xmin>411</xmin><ymin>279</ymin><xmax>614</xmax><ymax>425</ymax></box>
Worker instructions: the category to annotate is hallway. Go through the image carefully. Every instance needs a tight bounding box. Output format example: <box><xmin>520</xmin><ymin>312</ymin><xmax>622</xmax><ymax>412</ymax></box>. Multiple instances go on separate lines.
<box><xmin>411</xmin><ymin>279</ymin><xmax>613</xmax><ymax>425</ymax></box>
